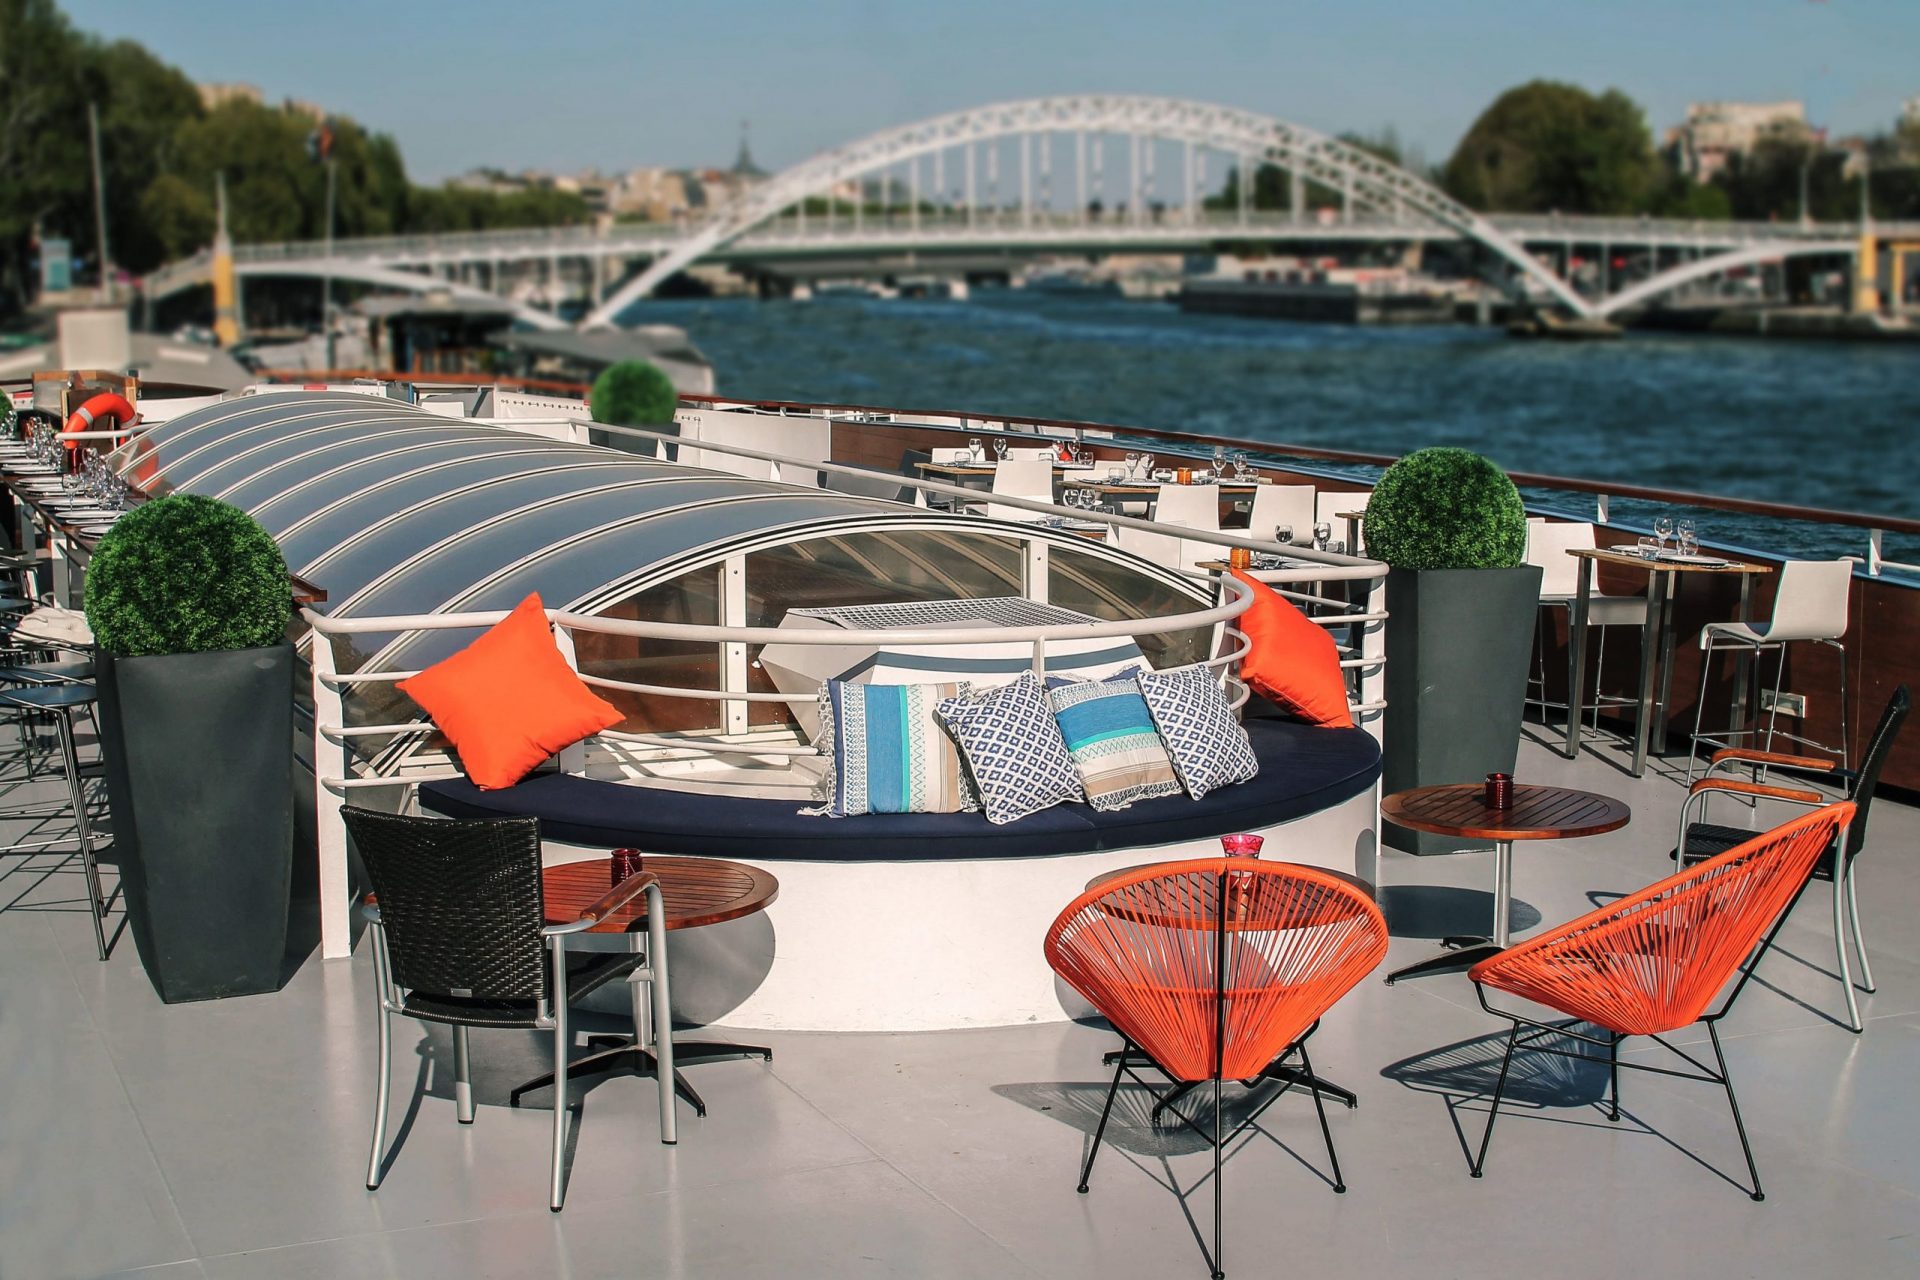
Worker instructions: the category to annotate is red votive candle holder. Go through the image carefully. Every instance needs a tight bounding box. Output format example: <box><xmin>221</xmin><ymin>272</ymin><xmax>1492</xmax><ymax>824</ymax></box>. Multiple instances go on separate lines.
<box><xmin>1220</xmin><ymin>833</ymin><xmax>1265</xmax><ymax>858</ymax></box>
<box><xmin>1485</xmin><ymin>773</ymin><xmax>1513</xmax><ymax>810</ymax></box>
<box><xmin>611</xmin><ymin>847</ymin><xmax>643</xmax><ymax>884</ymax></box>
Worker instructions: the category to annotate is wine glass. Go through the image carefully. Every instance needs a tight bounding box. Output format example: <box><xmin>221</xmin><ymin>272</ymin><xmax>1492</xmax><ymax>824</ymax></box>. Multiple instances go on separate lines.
<box><xmin>1139</xmin><ymin>453</ymin><xmax>1155</xmax><ymax>476</ymax></box>
<box><xmin>1653</xmin><ymin>515</ymin><xmax>1675</xmax><ymax>554</ymax></box>
<box><xmin>1212</xmin><ymin>444</ymin><xmax>1227</xmax><ymax>473</ymax></box>
<box><xmin>967</xmin><ymin>436</ymin><xmax>983</xmax><ymax>464</ymax></box>
<box><xmin>1313</xmin><ymin>521</ymin><xmax>1332</xmax><ymax>551</ymax></box>
<box><xmin>1230</xmin><ymin>450</ymin><xmax>1250</xmax><ymax>480</ymax></box>
<box><xmin>1677</xmin><ymin>519</ymin><xmax>1698</xmax><ymax>556</ymax></box>
<box><xmin>1275</xmin><ymin>524</ymin><xmax>1294</xmax><ymax>547</ymax></box>
<box><xmin>1124</xmin><ymin>451</ymin><xmax>1140</xmax><ymax>478</ymax></box>
<box><xmin>992</xmin><ymin>438</ymin><xmax>1008</xmax><ymax>462</ymax></box>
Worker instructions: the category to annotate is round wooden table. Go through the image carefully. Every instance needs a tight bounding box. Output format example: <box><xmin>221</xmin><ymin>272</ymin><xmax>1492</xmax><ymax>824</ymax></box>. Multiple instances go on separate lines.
<box><xmin>541</xmin><ymin>855</ymin><xmax>778</xmax><ymax>934</ymax></box>
<box><xmin>1382</xmin><ymin>783</ymin><xmax>1629</xmax><ymax>984</ymax></box>
<box><xmin>514</xmin><ymin>855</ymin><xmax>780</xmax><ymax>1121</ymax></box>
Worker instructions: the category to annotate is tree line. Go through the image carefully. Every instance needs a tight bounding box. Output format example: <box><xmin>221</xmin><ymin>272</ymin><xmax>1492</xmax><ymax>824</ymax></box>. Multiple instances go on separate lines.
<box><xmin>1215</xmin><ymin>81</ymin><xmax>1920</xmax><ymax>224</ymax></box>
<box><xmin>0</xmin><ymin>0</ymin><xmax>589</xmax><ymax>314</ymax></box>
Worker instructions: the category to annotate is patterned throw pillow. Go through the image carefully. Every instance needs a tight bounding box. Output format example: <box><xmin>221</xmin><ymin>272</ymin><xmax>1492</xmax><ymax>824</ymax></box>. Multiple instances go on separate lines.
<box><xmin>806</xmin><ymin>680</ymin><xmax>975</xmax><ymax>817</ymax></box>
<box><xmin>1046</xmin><ymin>674</ymin><xmax>1184</xmax><ymax>812</ymax></box>
<box><xmin>936</xmin><ymin>672</ymin><xmax>1084</xmax><ymax>825</ymax></box>
<box><xmin>1135</xmin><ymin>664</ymin><xmax>1260</xmax><ymax>800</ymax></box>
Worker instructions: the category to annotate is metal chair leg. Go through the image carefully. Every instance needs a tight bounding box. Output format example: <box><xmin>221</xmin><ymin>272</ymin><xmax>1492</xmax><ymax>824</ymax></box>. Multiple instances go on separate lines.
<box><xmin>452</xmin><ymin>1025</ymin><xmax>475</xmax><ymax>1123</ymax></box>
<box><xmin>1470</xmin><ymin>1026</ymin><xmax>1519</xmax><ymax>1178</ymax></box>
<box><xmin>549</xmin><ymin>950</ymin><xmax>571</xmax><ymax>1213</ymax></box>
<box><xmin>1832</xmin><ymin>874</ymin><xmax>1862</xmax><ymax>1034</ymax></box>
<box><xmin>54</xmin><ymin>707</ymin><xmax>108</xmax><ymax>960</ymax></box>
<box><xmin>1706</xmin><ymin>1023</ymin><xmax>1764</xmax><ymax>1202</ymax></box>
<box><xmin>1078</xmin><ymin>1049</ymin><xmax>1128</xmax><ymax>1193</ymax></box>
<box><xmin>365</xmin><ymin>951</ymin><xmax>393</xmax><ymax>1190</ymax></box>
<box><xmin>1845</xmin><ymin>862</ymin><xmax>1875</xmax><ymax>994</ymax></box>
<box><xmin>1686</xmin><ymin>638</ymin><xmax>1718</xmax><ymax>788</ymax></box>
<box><xmin>1210</xmin><ymin>1075</ymin><xmax>1224</xmax><ymax>1280</ymax></box>
<box><xmin>1607</xmin><ymin>1035</ymin><xmax>1621</xmax><ymax>1122</ymax></box>
<box><xmin>1296</xmin><ymin>1042</ymin><xmax>1346</xmax><ymax>1193</ymax></box>
<box><xmin>1761</xmin><ymin>645</ymin><xmax>1789</xmax><ymax>759</ymax></box>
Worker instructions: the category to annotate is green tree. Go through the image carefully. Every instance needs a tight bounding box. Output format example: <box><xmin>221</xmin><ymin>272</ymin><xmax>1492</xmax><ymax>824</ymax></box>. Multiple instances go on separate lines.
<box><xmin>0</xmin><ymin>0</ymin><xmax>87</xmax><ymax>311</ymax></box>
<box><xmin>1444</xmin><ymin>81</ymin><xmax>1659</xmax><ymax>214</ymax></box>
<box><xmin>137</xmin><ymin>172</ymin><xmax>213</xmax><ymax>261</ymax></box>
<box><xmin>79</xmin><ymin>38</ymin><xmax>202</xmax><ymax>271</ymax></box>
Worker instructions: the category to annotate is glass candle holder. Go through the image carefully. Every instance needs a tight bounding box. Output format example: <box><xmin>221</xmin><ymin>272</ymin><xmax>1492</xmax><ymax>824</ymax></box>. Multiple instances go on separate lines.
<box><xmin>611</xmin><ymin>847</ymin><xmax>643</xmax><ymax>884</ymax></box>
<box><xmin>1220</xmin><ymin>833</ymin><xmax>1265</xmax><ymax>858</ymax></box>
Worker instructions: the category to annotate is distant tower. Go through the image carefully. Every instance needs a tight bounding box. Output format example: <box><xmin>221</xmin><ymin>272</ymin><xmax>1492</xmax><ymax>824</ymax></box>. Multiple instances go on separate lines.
<box><xmin>733</xmin><ymin>120</ymin><xmax>768</xmax><ymax>180</ymax></box>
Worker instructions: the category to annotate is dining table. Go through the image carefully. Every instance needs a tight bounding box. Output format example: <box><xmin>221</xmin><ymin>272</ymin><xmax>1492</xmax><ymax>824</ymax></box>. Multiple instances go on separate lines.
<box><xmin>1563</xmin><ymin>546</ymin><xmax>1773</xmax><ymax>777</ymax></box>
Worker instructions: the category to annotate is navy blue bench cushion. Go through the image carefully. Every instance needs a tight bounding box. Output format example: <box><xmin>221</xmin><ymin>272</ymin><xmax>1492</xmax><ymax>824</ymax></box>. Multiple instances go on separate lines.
<box><xmin>418</xmin><ymin>717</ymin><xmax>1380</xmax><ymax>861</ymax></box>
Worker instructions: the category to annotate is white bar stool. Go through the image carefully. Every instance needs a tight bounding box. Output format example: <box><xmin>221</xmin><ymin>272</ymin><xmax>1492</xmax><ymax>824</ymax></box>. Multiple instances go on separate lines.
<box><xmin>1686</xmin><ymin>558</ymin><xmax>1852</xmax><ymax>786</ymax></box>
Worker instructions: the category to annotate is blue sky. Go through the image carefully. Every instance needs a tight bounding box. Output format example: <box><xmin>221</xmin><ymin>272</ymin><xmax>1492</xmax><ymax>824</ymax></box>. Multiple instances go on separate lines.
<box><xmin>63</xmin><ymin>0</ymin><xmax>1919</xmax><ymax>183</ymax></box>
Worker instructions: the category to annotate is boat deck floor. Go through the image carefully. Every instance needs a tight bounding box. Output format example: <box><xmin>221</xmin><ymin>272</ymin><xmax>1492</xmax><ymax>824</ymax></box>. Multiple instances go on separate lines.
<box><xmin>5</xmin><ymin>721</ymin><xmax>1917</xmax><ymax>1279</ymax></box>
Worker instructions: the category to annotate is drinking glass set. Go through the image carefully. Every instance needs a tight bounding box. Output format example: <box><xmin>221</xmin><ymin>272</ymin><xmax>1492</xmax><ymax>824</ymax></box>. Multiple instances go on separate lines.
<box><xmin>5</xmin><ymin>418</ymin><xmax>131</xmax><ymax>511</ymax></box>
<box><xmin>1635</xmin><ymin>516</ymin><xmax>1700</xmax><ymax>559</ymax></box>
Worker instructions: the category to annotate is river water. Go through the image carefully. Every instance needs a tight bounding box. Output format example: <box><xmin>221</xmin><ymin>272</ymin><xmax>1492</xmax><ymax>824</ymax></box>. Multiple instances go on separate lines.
<box><xmin>623</xmin><ymin>291</ymin><xmax>1918</xmax><ymax>564</ymax></box>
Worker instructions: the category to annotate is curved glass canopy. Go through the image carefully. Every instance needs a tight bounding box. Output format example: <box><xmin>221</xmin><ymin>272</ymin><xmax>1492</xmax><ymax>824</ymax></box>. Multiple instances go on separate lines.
<box><xmin>131</xmin><ymin>391</ymin><xmax>1211</xmax><ymax>732</ymax></box>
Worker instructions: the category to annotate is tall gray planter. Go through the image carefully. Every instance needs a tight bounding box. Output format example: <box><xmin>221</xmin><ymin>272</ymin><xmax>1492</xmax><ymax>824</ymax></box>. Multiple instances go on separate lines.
<box><xmin>96</xmin><ymin>644</ymin><xmax>295</xmax><ymax>1002</ymax></box>
<box><xmin>1382</xmin><ymin>565</ymin><xmax>1543</xmax><ymax>854</ymax></box>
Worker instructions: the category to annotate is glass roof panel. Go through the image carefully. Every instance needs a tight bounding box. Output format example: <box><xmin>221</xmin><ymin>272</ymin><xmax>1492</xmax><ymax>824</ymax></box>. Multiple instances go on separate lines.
<box><xmin>133</xmin><ymin>401</ymin><xmax>421</xmax><ymax>492</ymax></box>
<box><xmin>253</xmin><ymin>440</ymin><xmax>591</xmax><ymax>542</ymax></box>
<box><xmin>222</xmin><ymin>433</ymin><xmax>556</xmax><ymax>519</ymax></box>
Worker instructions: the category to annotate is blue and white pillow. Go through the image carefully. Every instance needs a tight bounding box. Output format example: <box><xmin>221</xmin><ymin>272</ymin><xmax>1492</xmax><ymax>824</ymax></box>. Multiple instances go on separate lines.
<box><xmin>807</xmin><ymin>681</ymin><xmax>976</xmax><ymax>817</ymax></box>
<box><xmin>936</xmin><ymin>672</ymin><xmax>1084</xmax><ymax>825</ymax></box>
<box><xmin>1047</xmin><ymin>674</ymin><xmax>1183</xmax><ymax>811</ymax></box>
<box><xmin>1135</xmin><ymin>664</ymin><xmax>1259</xmax><ymax>800</ymax></box>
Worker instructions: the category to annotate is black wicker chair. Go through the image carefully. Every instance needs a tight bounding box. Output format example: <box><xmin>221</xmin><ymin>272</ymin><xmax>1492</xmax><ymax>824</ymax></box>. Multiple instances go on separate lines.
<box><xmin>343</xmin><ymin>806</ymin><xmax>671</xmax><ymax>1211</ymax></box>
<box><xmin>1673</xmin><ymin>684</ymin><xmax>1910</xmax><ymax>1032</ymax></box>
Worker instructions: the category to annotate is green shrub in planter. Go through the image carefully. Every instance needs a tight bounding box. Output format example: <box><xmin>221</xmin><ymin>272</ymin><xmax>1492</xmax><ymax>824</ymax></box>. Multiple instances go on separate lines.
<box><xmin>85</xmin><ymin>494</ymin><xmax>292</xmax><ymax>657</ymax></box>
<box><xmin>590</xmin><ymin>359</ymin><xmax>678</xmax><ymax>426</ymax></box>
<box><xmin>84</xmin><ymin>494</ymin><xmax>297</xmax><ymax>1002</ymax></box>
<box><xmin>1363</xmin><ymin>447</ymin><xmax>1527</xmax><ymax>571</ymax></box>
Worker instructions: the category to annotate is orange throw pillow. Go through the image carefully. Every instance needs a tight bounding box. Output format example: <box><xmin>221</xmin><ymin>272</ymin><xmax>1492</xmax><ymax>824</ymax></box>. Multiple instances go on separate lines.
<box><xmin>397</xmin><ymin>593</ymin><xmax>621</xmax><ymax>790</ymax></box>
<box><xmin>1229</xmin><ymin>569</ymin><xmax>1355</xmax><ymax>729</ymax></box>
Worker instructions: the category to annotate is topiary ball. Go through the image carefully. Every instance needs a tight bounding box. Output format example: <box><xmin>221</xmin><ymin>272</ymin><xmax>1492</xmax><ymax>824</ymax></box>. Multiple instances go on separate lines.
<box><xmin>589</xmin><ymin>360</ymin><xmax>678</xmax><ymax>427</ymax></box>
<box><xmin>1362</xmin><ymin>447</ymin><xmax>1527</xmax><ymax>571</ymax></box>
<box><xmin>84</xmin><ymin>494</ymin><xmax>293</xmax><ymax>657</ymax></box>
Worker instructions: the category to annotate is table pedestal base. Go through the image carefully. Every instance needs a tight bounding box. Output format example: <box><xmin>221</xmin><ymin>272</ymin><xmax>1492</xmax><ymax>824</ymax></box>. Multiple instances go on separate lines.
<box><xmin>1384</xmin><ymin>838</ymin><xmax>1513</xmax><ymax>985</ymax></box>
<box><xmin>509</xmin><ymin>1037</ymin><xmax>772</xmax><ymax>1118</ymax></box>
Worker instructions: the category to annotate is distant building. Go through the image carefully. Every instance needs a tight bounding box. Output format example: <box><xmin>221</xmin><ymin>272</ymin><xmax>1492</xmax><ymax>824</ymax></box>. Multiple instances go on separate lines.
<box><xmin>197</xmin><ymin>82</ymin><xmax>262</xmax><ymax>111</ymax></box>
<box><xmin>608</xmin><ymin>168</ymin><xmax>694</xmax><ymax>222</ymax></box>
<box><xmin>1665</xmin><ymin>100</ymin><xmax>1814</xmax><ymax>182</ymax></box>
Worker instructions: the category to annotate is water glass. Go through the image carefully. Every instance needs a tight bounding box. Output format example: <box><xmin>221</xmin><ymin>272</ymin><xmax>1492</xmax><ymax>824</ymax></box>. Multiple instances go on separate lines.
<box><xmin>1106</xmin><ymin>466</ymin><xmax>1125</xmax><ymax>484</ymax></box>
<box><xmin>1275</xmin><ymin>524</ymin><xmax>1294</xmax><ymax>546</ymax></box>
<box><xmin>1637</xmin><ymin>535</ymin><xmax>1660</xmax><ymax>559</ymax></box>
<box><xmin>1313</xmin><ymin>521</ymin><xmax>1332</xmax><ymax>551</ymax></box>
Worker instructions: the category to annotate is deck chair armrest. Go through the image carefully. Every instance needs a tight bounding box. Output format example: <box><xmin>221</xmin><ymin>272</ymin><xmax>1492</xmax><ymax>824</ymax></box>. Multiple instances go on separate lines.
<box><xmin>1707</xmin><ymin>747</ymin><xmax>1838</xmax><ymax>778</ymax></box>
<box><xmin>1687</xmin><ymin>778</ymin><xmax>1827</xmax><ymax>805</ymax></box>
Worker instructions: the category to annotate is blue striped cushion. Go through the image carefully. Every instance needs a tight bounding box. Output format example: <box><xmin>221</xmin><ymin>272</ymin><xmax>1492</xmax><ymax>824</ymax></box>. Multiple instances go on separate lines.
<box><xmin>810</xmin><ymin>681</ymin><xmax>975</xmax><ymax>817</ymax></box>
<box><xmin>1046</xmin><ymin>675</ymin><xmax>1182</xmax><ymax>812</ymax></box>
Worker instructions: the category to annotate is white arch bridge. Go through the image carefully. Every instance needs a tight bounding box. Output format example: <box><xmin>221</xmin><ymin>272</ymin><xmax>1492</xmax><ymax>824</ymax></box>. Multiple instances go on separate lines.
<box><xmin>146</xmin><ymin>95</ymin><xmax>1890</xmax><ymax>328</ymax></box>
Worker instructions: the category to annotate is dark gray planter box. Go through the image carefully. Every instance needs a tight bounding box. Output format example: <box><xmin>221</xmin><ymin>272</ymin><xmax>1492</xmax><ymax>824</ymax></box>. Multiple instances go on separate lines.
<box><xmin>96</xmin><ymin>644</ymin><xmax>295</xmax><ymax>1002</ymax></box>
<box><xmin>1382</xmin><ymin>565</ymin><xmax>1544</xmax><ymax>855</ymax></box>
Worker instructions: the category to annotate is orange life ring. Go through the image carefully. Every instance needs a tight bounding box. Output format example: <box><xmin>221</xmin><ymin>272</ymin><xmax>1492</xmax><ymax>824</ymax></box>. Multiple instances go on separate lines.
<box><xmin>63</xmin><ymin>392</ymin><xmax>137</xmax><ymax>450</ymax></box>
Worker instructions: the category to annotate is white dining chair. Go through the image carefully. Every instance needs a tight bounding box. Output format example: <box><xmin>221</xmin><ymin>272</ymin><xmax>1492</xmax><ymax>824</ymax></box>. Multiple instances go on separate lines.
<box><xmin>985</xmin><ymin>458</ymin><xmax>1058</xmax><ymax>522</ymax></box>
<box><xmin>1687</xmin><ymin>558</ymin><xmax>1854</xmax><ymax>785</ymax></box>
<box><xmin>1113</xmin><ymin>522</ymin><xmax>1187</xmax><ymax>573</ymax></box>
<box><xmin>1524</xmin><ymin>520</ymin><xmax>1649</xmax><ymax>730</ymax></box>
<box><xmin>1314</xmin><ymin>490</ymin><xmax>1371</xmax><ymax>554</ymax></box>
<box><xmin>1246</xmin><ymin>484</ymin><xmax>1316</xmax><ymax>546</ymax></box>
<box><xmin>1152</xmin><ymin>484</ymin><xmax>1222</xmax><ymax>568</ymax></box>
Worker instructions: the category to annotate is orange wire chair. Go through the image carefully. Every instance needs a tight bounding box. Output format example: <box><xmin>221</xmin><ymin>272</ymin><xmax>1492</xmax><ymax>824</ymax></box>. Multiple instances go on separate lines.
<box><xmin>1045</xmin><ymin>860</ymin><xmax>1387</xmax><ymax>1279</ymax></box>
<box><xmin>1465</xmin><ymin>801</ymin><xmax>1855</xmax><ymax>1200</ymax></box>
